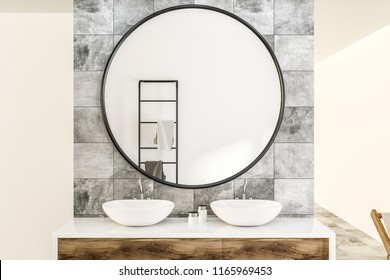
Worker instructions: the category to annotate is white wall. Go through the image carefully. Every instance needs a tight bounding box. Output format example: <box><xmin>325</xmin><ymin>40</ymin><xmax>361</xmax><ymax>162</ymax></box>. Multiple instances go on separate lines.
<box><xmin>315</xmin><ymin>0</ymin><xmax>390</xmax><ymax>62</ymax></box>
<box><xmin>0</xmin><ymin>0</ymin><xmax>71</xmax><ymax>13</ymax></box>
<box><xmin>315</xmin><ymin>0</ymin><xmax>390</xmax><ymax>239</ymax></box>
<box><xmin>0</xmin><ymin>11</ymin><xmax>73</xmax><ymax>259</ymax></box>
<box><xmin>314</xmin><ymin>0</ymin><xmax>390</xmax><ymax>239</ymax></box>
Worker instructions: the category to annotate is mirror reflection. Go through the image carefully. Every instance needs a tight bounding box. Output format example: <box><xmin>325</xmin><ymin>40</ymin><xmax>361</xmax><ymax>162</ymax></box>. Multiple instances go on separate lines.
<box><xmin>102</xmin><ymin>6</ymin><xmax>284</xmax><ymax>188</ymax></box>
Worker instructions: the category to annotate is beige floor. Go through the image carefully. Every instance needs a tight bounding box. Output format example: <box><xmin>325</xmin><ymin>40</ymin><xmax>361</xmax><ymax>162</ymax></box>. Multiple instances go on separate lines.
<box><xmin>315</xmin><ymin>204</ymin><xmax>387</xmax><ymax>260</ymax></box>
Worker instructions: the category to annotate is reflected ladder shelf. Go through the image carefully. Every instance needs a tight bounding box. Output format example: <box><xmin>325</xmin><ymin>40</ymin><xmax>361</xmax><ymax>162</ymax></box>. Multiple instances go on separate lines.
<box><xmin>138</xmin><ymin>80</ymin><xmax>178</xmax><ymax>183</ymax></box>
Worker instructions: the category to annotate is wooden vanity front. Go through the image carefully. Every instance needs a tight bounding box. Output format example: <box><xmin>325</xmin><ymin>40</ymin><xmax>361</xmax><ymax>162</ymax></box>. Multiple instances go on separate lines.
<box><xmin>53</xmin><ymin>218</ymin><xmax>335</xmax><ymax>260</ymax></box>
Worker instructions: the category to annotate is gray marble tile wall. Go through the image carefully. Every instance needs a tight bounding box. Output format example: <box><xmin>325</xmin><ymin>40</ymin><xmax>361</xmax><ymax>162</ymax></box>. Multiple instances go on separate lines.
<box><xmin>74</xmin><ymin>0</ymin><xmax>314</xmax><ymax>217</ymax></box>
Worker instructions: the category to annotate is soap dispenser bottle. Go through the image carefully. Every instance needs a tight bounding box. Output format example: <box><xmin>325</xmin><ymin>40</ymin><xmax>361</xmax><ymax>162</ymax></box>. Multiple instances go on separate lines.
<box><xmin>198</xmin><ymin>205</ymin><xmax>207</xmax><ymax>223</ymax></box>
<box><xmin>188</xmin><ymin>211</ymin><xmax>199</xmax><ymax>224</ymax></box>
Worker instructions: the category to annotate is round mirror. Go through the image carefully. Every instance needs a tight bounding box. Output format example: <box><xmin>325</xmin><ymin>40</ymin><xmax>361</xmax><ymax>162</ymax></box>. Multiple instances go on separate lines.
<box><xmin>102</xmin><ymin>5</ymin><xmax>284</xmax><ymax>188</ymax></box>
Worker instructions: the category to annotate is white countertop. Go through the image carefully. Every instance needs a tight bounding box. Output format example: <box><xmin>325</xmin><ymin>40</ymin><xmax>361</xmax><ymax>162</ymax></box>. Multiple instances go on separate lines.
<box><xmin>52</xmin><ymin>217</ymin><xmax>336</xmax><ymax>259</ymax></box>
<box><xmin>53</xmin><ymin>217</ymin><xmax>335</xmax><ymax>239</ymax></box>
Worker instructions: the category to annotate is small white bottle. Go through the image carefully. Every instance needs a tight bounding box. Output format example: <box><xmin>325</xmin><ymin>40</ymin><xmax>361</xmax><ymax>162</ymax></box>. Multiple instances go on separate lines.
<box><xmin>198</xmin><ymin>205</ymin><xmax>207</xmax><ymax>223</ymax></box>
<box><xmin>188</xmin><ymin>211</ymin><xmax>199</xmax><ymax>224</ymax></box>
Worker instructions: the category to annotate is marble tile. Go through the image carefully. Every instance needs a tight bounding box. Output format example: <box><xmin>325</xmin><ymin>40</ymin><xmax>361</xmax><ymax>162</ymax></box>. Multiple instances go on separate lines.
<box><xmin>330</xmin><ymin>227</ymin><xmax>350</xmax><ymax>236</ymax></box>
<box><xmin>283</xmin><ymin>71</ymin><xmax>314</xmax><ymax>107</ymax></box>
<box><xmin>314</xmin><ymin>204</ymin><xmax>328</xmax><ymax>214</ymax></box>
<box><xmin>75</xmin><ymin>214</ymin><xmax>107</xmax><ymax>218</ymax></box>
<box><xmin>371</xmin><ymin>246</ymin><xmax>387</xmax><ymax>256</ymax></box>
<box><xmin>114</xmin><ymin>35</ymin><xmax>124</xmax><ymax>46</ymax></box>
<box><xmin>194</xmin><ymin>182</ymin><xmax>234</xmax><ymax>214</ymax></box>
<box><xmin>350</xmin><ymin>255</ymin><xmax>387</xmax><ymax>260</ymax></box>
<box><xmin>315</xmin><ymin>216</ymin><xmax>333</xmax><ymax>226</ymax></box>
<box><xmin>315</xmin><ymin>211</ymin><xmax>330</xmax><ymax>219</ymax></box>
<box><xmin>321</xmin><ymin>218</ymin><xmax>338</xmax><ymax>227</ymax></box>
<box><xmin>233</xmin><ymin>178</ymin><xmax>273</xmax><ymax>200</ymax></box>
<box><xmin>275</xmin><ymin>0</ymin><xmax>313</xmax><ymax>35</ymax></box>
<box><xmin>274</xmin><ymin>179</ymin><xmax>313</xmax><ymax>214</ymax></box>
<box><xmin>318</xmin><ymin>211</ymin><xmax>338</xmax><ymax>219</ymax></box>
<box><xmin>239</xmin><ymin>146</ymin><xmax>273</xmax><ymax>178</ymax></box>
<box><xmin>360</xmin><ymin>237</ymin><xmax>383</xmax><ymax>247</ymax></box>
<box><xmin>336</xmin><ymin>235</ymin><xmax>365</xmax><ymax>247</ymax></box>
<box><xmin>74</xmin><ymin>0</ymin><xmax>113</xmax><ymax>34</ymax></box>
<box><xmin>154</xmin><ymin>0</ymin><xmax>194</xmax><ymax>11</ymax></box>
<box><xmin>114</xmin><ymin>148</ymin><xmax>145</xmax><ymax>178</ymax></box>
<box><xmin>234</xmin><ymin>0</ymin><xmax>274</xmax><ymax>35</ymax></box>
<box><xmin>74</xmin><ymin>179</ymin><xmax>113</xmax><ymax>215</ymax></box>
<box><xmin>113</xmin><ymin>178</ymin><xmax>153</xmax><ymax>199</ymax></box>
<box><xmin>114</xmin><ymin>0</ymin><xmax>154</xmax><ymax>34</ymax></box>
<box><xmin>327</xmin><ymin>216</ymin><xmax>345</xmax><ymax>224</ymax></box>
<box><xmin>336</xmin><ymin>221</ymin><xmax>358</xmax><ymax>231</ymax></box>
<box><xmin>336</xmin><ymin>250</ymin><xmax>353</xmax><ymax>260</ymax></box>
<box><xmin>348</xmin><ymin>229</ymin><xmax>372</xmax><ymax>239</ymax></box>
<box><xmin>74</xmin><ymin>71</ymin><xmax>103</xmax><ymax>106</ymax></box>
<box><xmin>274</xmin><ymin>36</ymin><xmax>313</xmax><ymax>70</ymax></box>
<box><xmin>274</xmin><ymin>143</ymin><xmax>313</xmax><ymax>178</ymax></box>
<box><xmin>262</xmin><ymin>35</ymin><xmax>274</xmax><ymax>50</ymax></box>
<box><xmin>325</xmin><ymin>222</ymin><xmax>338</xmax><ymax>229</ymax></box>
<box><xmin>195</xmin><ymin>0</ymin><xmax>233</xmax><ymax>12</ymax></box>
<box><xmin>338</xmin><ymin>245</ymin><xmax>383</xmax><ymax>259</ymax></box>
<box><xmin>275</xmin><ymin>107</ymin><xmax>314</xmax><ymax>142</ymax></box>
<box><xmin>74</xmin><ymin>35</ymin><xmax>113</xmax><ymax>70</ymax></box>
<box><xmin>74</xmin><ymin>107</ymin><xmax>111</xmax><ymax>143</ymax></box>
<box><xmin>74</xmin><ymin>143</ymin><xmax>113</xmax><ymax>178</ymax></box>
<box><xmin>314</xmin><ymin>204</ymin><xmax>388</xmax><ymax>260</ymax></box>
<box><xmin>153</xmin><ymin>182</ymin><xmax>194</xmax><ymax>215</ymax></box>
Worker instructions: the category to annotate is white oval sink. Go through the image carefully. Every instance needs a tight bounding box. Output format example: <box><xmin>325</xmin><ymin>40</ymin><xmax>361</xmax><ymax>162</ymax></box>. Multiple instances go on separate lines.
<box><xmin>102</xmin><ymin>200</ymin><xmax>174</xmax><ymax>226</ymax></box>
<box><xmin>210</xmin><ymin>199</ymin><xmax>282</xmax><ymax>226</ymax></box>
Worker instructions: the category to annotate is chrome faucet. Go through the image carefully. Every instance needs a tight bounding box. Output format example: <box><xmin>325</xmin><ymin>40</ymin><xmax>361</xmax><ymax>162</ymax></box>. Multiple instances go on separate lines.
<box><xmin>138</xmin><ymin>178</ymin><xmax>144</xmax><ymax>200</ymax></box>
<box><xmin>242</xmin><ymin>179</ymin><xmax>247</xmax><ymax>200</ymax></box>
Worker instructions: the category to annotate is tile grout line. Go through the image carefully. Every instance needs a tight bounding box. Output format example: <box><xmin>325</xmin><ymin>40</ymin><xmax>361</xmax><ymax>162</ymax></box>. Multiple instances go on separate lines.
<box><xmin>273</xmin><ymin>0</ymin><xmax>275</xmax><ymax>36</ymax></box>
<box><xmin>74</xmin><ymin>34</ymin><xmax>114</xmax><ymax>36</ymax></box>
<box><xmin>273</xmin><ymin>143</ymin><xmax>275</xmax><ymax>185</ymax></box>
<box><xmin>74</xmin><ymin>70</ymin><xmax>104</xmax><ymax>72</ymax></box>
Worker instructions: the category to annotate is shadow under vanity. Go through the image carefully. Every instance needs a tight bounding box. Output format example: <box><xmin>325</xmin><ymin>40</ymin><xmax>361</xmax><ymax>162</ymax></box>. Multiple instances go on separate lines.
<box><xmin>65</xmin><ymin>5</ymin><xmax>330</xmax><ymax>260</ymax></box>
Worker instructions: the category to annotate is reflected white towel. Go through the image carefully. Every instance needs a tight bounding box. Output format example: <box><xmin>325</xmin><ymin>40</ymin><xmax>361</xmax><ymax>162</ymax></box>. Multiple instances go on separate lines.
<box><xmin>153</xmin><ymin>120</ymin><xmax>174</xmax><ymax>150</ymax></box>
<box><xmin>382</xmin><ymin>213</ymin><xmax>390</xmax><ymax>233</ymax></box>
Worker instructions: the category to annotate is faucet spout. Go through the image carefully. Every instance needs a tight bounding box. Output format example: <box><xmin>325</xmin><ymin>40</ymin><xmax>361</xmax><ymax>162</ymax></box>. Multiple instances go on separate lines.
<box><xmin>242</xmin><ymin>179</ymin><xmax>247</xmax><ymax>200</ymax></box>
<box><xmin>138</xmin><ymin>178</ymin><xmax>144</xmax><ymax>200</ymax></box>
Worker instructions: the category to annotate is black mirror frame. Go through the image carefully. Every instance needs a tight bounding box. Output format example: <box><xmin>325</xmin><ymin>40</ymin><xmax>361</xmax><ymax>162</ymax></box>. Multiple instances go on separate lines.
<box><xmin>101</xmin><ymin>4</ymin><xmax>285</xmax><ymax>189</ymax></box>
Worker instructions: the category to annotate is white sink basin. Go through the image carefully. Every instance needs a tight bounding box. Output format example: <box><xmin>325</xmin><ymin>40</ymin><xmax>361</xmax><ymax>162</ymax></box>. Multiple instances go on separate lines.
<box><xmin>102</xmin><ymin>200</ymin><xmax>174</xmax><ymax>226</ymax></box>
<box><xmin>210</xmin><ymin>199</ymin><xmax>282</xmax><ymax>226</ymax></box>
